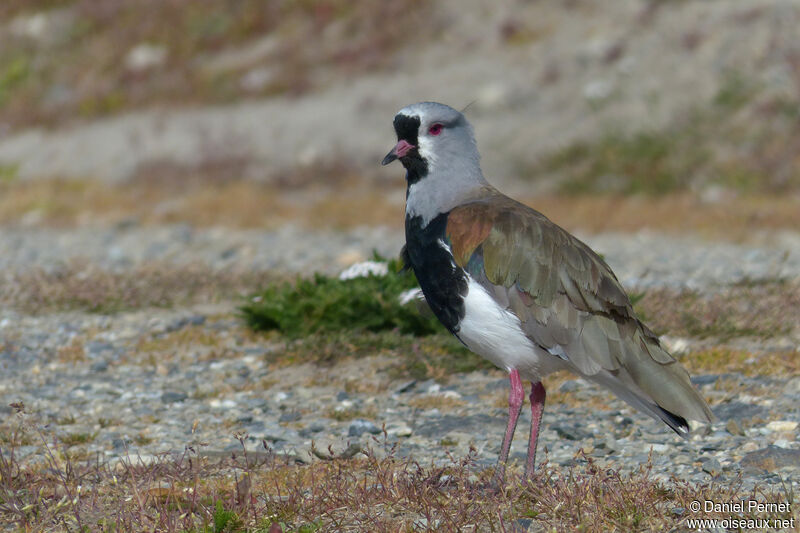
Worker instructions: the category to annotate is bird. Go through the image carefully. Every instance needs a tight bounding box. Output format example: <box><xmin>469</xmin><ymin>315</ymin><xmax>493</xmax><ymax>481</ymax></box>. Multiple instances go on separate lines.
<box><xmin>381</xmin><ymin>101</ymin><xmax>713</xmax><ymax>481</ymax></box>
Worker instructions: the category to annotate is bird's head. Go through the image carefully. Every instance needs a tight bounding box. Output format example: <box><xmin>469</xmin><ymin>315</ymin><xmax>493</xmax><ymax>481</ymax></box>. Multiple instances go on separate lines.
<box><xmin>381</xmin><ymin>102</ymin><xmax>480</xmax><ymax>183</ymax></box>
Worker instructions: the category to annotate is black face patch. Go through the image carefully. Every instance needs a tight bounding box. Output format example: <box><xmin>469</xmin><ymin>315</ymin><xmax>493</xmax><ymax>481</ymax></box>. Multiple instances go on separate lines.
<box><xmin>393</xmin><ymin>114</ymin><xmax>420</xmax><ymax>145</ymax></box>
<box><xmin>393</xmin><ymin>114</ymin><xmax>428</xmax><ymax>185</ymax></box>
<box><xmin>405</xmin><ymin>212</ymin><xmax>468</xmax><ymax>334</ymax></box>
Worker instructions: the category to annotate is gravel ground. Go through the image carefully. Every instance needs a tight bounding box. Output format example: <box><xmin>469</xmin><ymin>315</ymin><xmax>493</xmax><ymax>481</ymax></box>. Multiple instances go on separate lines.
<box><xmin>2</xmin><ymin>224</ymin><xmax>800</xmax><ymax>287</ymax></box>
<box><xmin>2</xmin><ymin>224</ymin><xmax>799</xmax><ymax>500</ymax></box>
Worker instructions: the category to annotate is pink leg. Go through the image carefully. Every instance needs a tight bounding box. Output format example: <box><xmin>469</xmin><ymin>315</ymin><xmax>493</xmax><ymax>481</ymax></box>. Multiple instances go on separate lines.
<box><xmin>525</xmin><ymin>381</ymin><xmax>546</xmax><ymax>478</ymax></box>
<box><xmin>495</xmin><ymin>369</ymin><xmax>524</xmax><ymax>481</ymax></box>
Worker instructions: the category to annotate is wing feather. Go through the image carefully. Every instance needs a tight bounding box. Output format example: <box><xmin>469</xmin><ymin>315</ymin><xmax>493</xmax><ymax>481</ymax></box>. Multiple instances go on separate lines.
<box><xmin>445</xmin><ymin>193</ymin><xmax>713</xmax><ymax>424</ymax></box>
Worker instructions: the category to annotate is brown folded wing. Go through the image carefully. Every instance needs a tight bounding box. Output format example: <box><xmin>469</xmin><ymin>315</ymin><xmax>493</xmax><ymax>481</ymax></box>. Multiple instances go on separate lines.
<box><xmin>446</xmin><ymin>193</ymin><xmax>713</xmax><ymax>424</ymax></box>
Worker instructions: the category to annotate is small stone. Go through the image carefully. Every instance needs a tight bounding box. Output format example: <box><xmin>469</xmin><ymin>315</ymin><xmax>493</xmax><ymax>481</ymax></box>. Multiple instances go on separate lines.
<box><xmin>712</xmin><ymin>401</ymin><xmax>767</xmax><ymax>421</ymax></box>
<box><xmin>337</xmin><ymin>399</ymin><xmax>354</xmax><ymax>410</ymax></box>
<box><xmin>725</xmin><ymin>419</ymin><xmax>745</xmax><ymax>436</ymax></box>
<box><xmin>245</xmin><ymin>421</ymin><xmax>266</xmax><ymax>433</ymax></box>
<box><xmin>161</xmin><ymin>391</ymin><xmax>188</xmax><ymax>404</ymax></box>
<box><xmin>188</xmin><ymin>315</ymin><xmax>206</xmax><ymax>326</ymax></box>
<box><xmin>784</xmin><ymin>377</ymin><xmax>800</xmax><ymax>394</ymax></box>
<box><xmin>336</xmin><ymin>391</ymin><xmax>349</xmax><ymax>401</ymax></box>
<box><xmin>348</xmin><ymin>419</ymin><xmax>381</xmax><ymax>437</ymax></box>
<box><xmin>112</xmin><ymin>438</ymin><xmax>131</xmax><ymax>450</ymax></box>
<box><xmin>614</xmin><ymin>416</ymin><xmax>633</xmax><ymax>428</ymax></box>
<box><xmin>279</xmin><ymin>411</ymin><xmax>301</xmax><ymax>423</ymax></box>
<box><xmin>702</xmin><ymin>458</ymin><xmax>722</xmax><ymax>476</ymax></box>
<box><xmin>583</xmin><ymin>79</ymin><xmax>614</xmax><ymax>101</ymax></box>
<box><xmin>741</xmin><ymin>446</ymin><xmax>800</xmax><ymax>471</ymax></box>
<box><xmin>307</xmin><ymin>421</ymin><xmax>325</xmax><ymax>433</ymax></box>
<box><xmin>239</xmin><ymin>67</ymin><xmax>274</xmax><ymax>92</ymax></box>
<box><xmin>765</xmin><ymin>420</ymin><xmax>798</xmax><ymax>433</ymax></box>
<box><xmin>274</xmin><ymin>392</ymin><xmax>289</xmax><ymax>403</ymax></box>
<box><xmin>86</xmin><ymin>341</ymin><xmax>114</xmax><ymax>356</ymax></box>
<box><xmin>558</xmin><ymin>380</ymin><xmax>581</xmax><ymax>393</ymax></box>
<box><xmin>553</xmin><ymin>424</ymin><xmax>590</xmax><ymax>441</ymax></box>
<box><xmin>650</xmin><ymin>443</ymin><xmax>669</xmax><ymax>454</ymax></box>
<box><xmin>125</xmin><ymin>43</ymin><xmax>167</xmax><ymax>72</ymax></box>
<box><xmin>90</xmin><ymin>361</ymin><xmax>109</xmax><ymax>373</ymax></box>
<box><xmin>388</xmin><ymin>424</ymin><xmax>413</xmax><ymax>437</ymax></box>
<box><xmin>691</xmin><ymin>374</ymin><xmax>719</xmax><ymax>386</ymax></box>
<box><xmin>393</xmin><ymin>380</ymin><xmax>417</xmax><ymax>394</ymax></box>
<box><xmin>740</xmin><ymin>441</ymin><xmax>759</xmax><ymax>453</ymax></box>
<box><xmin>209</xmin><ymin>398</ymin><xmax>237</xmax><ymax>409</ymax></box>
<box><xmin>596</xmin><ymin>437</ymin><xmax>618</xmax><ymax>453</ymax></box>
<box><xmin>515</xmin><ymin>518</ymin><xmax>533</xmax><ymax>531</ymax></box>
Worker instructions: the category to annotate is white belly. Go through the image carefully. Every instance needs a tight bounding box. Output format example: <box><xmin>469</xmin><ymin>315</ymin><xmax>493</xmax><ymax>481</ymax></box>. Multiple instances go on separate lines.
<box><xmin>456</xmin><ymin>277</ymin><xmax>567</xmax><ymax>381</ymax></box>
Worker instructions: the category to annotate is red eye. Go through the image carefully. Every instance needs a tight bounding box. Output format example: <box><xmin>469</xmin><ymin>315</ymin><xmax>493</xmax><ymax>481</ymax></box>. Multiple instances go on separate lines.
<box><xmin>428</xmin><ymin>123</ymin><xmax>443</xmax><ymax>136</ymax></box>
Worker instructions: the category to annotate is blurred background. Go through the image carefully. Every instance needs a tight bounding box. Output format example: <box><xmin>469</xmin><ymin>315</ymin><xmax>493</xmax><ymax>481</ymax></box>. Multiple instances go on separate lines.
<box><xmin>1</xmin><ymin>0</ymin><xmax>800</xmax><ymax>239</ymax></box>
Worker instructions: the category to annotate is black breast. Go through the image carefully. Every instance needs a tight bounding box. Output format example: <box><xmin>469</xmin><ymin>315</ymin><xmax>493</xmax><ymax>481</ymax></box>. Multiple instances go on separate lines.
<box><xmin>405</xmin><ymin>212</ymin><xmax>468</xmax><ymax>333</ymax></box>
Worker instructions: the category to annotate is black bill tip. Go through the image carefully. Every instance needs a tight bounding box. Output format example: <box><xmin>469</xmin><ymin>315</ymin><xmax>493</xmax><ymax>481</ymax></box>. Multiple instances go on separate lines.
<box><xmin>381</xmin><ymin>150</ymin><xmax>397</xmax><ymax>166</ymax></box>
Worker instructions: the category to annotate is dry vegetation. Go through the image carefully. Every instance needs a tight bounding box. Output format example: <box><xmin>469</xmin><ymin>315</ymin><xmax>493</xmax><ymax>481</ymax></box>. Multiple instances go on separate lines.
<box><xmin>3</xmin><ymin>177</ymin><xmax>800</xmax><ymax>241</ymax></box>
<box><xmin>0</xmin><ymin>261</ymin><xmax>278</xmax><ymax>314</ymax></box>
<box><xmin>1</xmin><ymin>408</ymin><xmax>794</xmax><ymax>532</ymax></box>
<box><xmin>636</xmin><ymin>280</ymin><xmax>800</xmax><ymax>343</ymax></box>
<box><xmin>0</xmin><ymin>176</ymin><xmax>404</xmax><ymax>231</ymax></box>
<box><xmin>532</xmin><ymin>71</ymin><xmax>800</xmax><ymax>193</ymax></box>
<box><xmin>0</xmin><ymin>0</ymin><xmax>433</xmax><ymax>129</ymax></box>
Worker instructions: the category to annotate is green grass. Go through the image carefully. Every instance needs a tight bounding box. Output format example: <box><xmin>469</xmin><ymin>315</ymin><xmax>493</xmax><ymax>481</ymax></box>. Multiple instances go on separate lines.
<box><xmin>60</xmin><ymin>431</ymin><xmax>97</xmax><ymax>447</ymax></box>
<box><xmin>211</xmin><ymin>500</ymin><xmax>242</xmax><ymax>533</ymax></box>
<box><xmin>242</xmin><ymin>255</ymin><xmax>492</xmax><ymax>379</ymax></box>
<box><xmin>241</xmin><ymin>256</ymin><xmax>440</xmax><ymax>339</ymax></box>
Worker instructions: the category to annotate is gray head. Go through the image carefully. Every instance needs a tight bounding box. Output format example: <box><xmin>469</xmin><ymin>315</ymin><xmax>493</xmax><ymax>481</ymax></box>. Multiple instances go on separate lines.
<box><xmin>382</xmin><ymin>102</ymin><xmax>488</xmax><ymax>222</ymax></box>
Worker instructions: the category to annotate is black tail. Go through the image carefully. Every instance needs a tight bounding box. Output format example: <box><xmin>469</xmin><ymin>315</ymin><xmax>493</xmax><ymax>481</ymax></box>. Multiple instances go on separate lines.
<box><xmin>657</xmin><ymin>406</ymin><xmax>690</xmax><ymax>438</ymax></box>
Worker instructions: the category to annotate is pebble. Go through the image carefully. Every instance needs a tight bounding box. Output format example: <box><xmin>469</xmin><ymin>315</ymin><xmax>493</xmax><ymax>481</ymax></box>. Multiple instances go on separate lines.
<box><xmin>725</xmin><ymin>419</ymin><xmax>745</xmax><ymax>436</ymax></box>
<box><xmin>348</xmin><ymin>419</ymin><xmax>382</xmax><ymax>437</ymax></box>
<box><xmin>701</xmin><ymin>458</ymin><xmax>722</xmax><ymax>476</ymax></box>
<box><xmin>161</xmin><ymin>391</ymin><xmax>188</xmax><ymax>404</ymax></box>
<box><xmin>388</xmin><ymin>424</ymin><xmax>413</xmax><ymax>437</ymax></box>
<box><xmin>765</xmin><ymin>420</ymin><xmax>798</xmax><ymax>433</ymax></box>
<box><xmin>279</xmin><ymin>411</ymin><xmax>302</xmax><ymax>423</ymax></box>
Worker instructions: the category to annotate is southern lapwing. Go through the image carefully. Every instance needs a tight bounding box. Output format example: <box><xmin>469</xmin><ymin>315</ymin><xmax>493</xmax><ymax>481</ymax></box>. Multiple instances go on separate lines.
<box><xmin>381</xmin><ymin>102</ymin><xmax>713</xmax><ymax>480</ymax></box>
